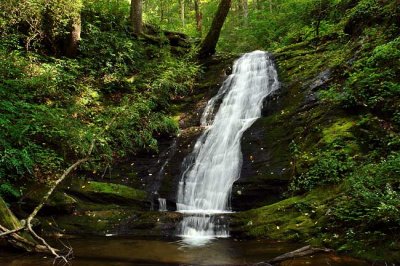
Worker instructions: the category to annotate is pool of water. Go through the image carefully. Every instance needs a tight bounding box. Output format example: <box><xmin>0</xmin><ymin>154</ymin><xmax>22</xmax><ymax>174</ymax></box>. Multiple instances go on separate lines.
<box><xmin>0</xmin><ymin>237</ymin><xmax>370</xmax><ymax>265</ymax></box>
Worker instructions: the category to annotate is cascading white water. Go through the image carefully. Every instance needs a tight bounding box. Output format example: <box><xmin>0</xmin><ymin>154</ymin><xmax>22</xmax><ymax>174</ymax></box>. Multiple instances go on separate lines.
<box><xmin>158</xmin><ymin>198</ymin><xmax>167</xmax><ymax>212</ymax></box>
<box><xmin>176</xmin><ymin>51</ymin><xmax>279</xmax><ymax>245</ymax></box>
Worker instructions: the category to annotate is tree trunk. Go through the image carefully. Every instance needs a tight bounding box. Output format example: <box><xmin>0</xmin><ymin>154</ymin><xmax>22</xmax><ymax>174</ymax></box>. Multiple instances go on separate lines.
<box><xmin>65</xmin><ymin>14</ymin><xmax>81</xmax><ymax>58</ymax></box>
<box><xmin>160</xmin><ymin>0</ymin><xmax>165</xmax><ymax>22</ymax></box>
<box><xmin>130</xmin><ymin>0</ymin><xmax>143</xmax><ymax>35</ymax></box>
<box><xmin>198</xmin><ymin>0</ymin><xmax>232</xmax><ymax>58</ymax></box>
<box><xmin>180</xmin><ymin>0</ymin><xmax>185</xmax><ymax>27</ymax></box>
<box><xmin>253</xmin><ymin>0</ymin><xmax>258</xmax><ymax>10</ymax></box>
<box><xmin>194</xmin><ymin>0</ymin><xmax>202</xmax><ymax>36</ymax></box>
<box><xmin>0</xmin><ymin>197</ymin><xmax>47</xmax><ymax>253</ymax></box>
<box><xmin>242</xmin><ymin>0</ymin><xmax>248</xmax><ymax>24</ymax></box>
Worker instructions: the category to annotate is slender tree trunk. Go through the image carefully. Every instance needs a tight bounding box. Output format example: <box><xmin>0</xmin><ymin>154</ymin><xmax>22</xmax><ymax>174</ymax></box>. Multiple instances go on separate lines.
<box><xmin>269</xmin><ymin>0</ymin><xmax>273</xmax><ymax>12</ymax></box>
<box><xmin>194</xmin><ymin>0</ymin><xmax>202</xmax><ymax>36</ymax></box>
<box><xmin>242</xmin><ymin>0</ymin><xmax>248</xmax><ymax>24</ymax></box>
<box><xmin>198</xmin><ymin>0</ymin><xmax>232</xmax><ymax>58</ymax></box>
<box><xmin>65</xmin><ymin>14</ymin><xmax>81</xmax><ymax>58</ymax></box>
<box><xmin>180</xmin><ymin>0</ymin><xmax>185</xmax><ymax>27</ymax></box>
<box><xmin>236</xmin><ymin>0</ymin><xmax>242</xmax><ymax>26</ymax></box>
<box><xmin>253</xmin><ymin>0</ymin><xmax>258</xmax><ymax>10</ymax></box>
<box><xmin>130</xmin><ymin>0</ymin><xmax>143</xmax><ymax>35</ymax></box>
<box><xmin>160</xmin><ymin>0</ymin><xmax>164</xmax><ymax>22</ymax></box>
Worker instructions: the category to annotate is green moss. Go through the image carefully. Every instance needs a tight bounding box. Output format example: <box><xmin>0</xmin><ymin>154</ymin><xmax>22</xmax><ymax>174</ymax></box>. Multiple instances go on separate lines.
<box><xmin>64</xmin><ymin>179</ymin><xmax>148</xmax><ymax>208</ymax></box>
<box><xmin>0</xmin><ymin>197</ymin><xmax>22</xmax><ymax>230</ymax></box>
<box><xmin>322</xmin><ymin>118</ymin><xmax>355</xmax><ymax>144</ymax></box>
<box><xmin>43</xmin><ymin>205</ymin><xmax>135</xmax><ymax>235</ymax></box>
<box><xmin>0</xmin><ymin>196</ymin><xmax>37</xmax><ymax>244</ymax></box>
<box><xmin>84</xmin><ymin>181</ymin><xmax>147</xmax><ymax>201</ymax></box>
<box><xmin>233</xmin><ymin>187</ymin><xmax>340</xmax><ymax>242</ymax></box>
<box><xmin>24</xmin><ymin>186</ymin><xmax>77</xmax><ymax>208</ymax></box>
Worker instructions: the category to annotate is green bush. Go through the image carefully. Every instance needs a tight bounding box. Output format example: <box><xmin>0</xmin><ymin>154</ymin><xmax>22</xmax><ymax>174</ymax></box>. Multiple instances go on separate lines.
<box><xmin>82</xmin><ymin>0</ymin><xmax>130</xmax><ymax>31</ymax></box>
<box><xmin>333</xmin><ymin>152</ymin><xmax>400</xmax><ymax>230</ymax></box>
<box><xmin>333</xmin><ymin>37</ymin><xmax>400</xmax><ymax>125</ymax></box>
<box><xmin>289</xmin><ymin>150</ymin><xmax>355</xmax><ymax>192</ymax></box>
<box><xmin>80</xmin><ymin>30</ymin><xmax>144</xmax><ymax>76</ymax></box>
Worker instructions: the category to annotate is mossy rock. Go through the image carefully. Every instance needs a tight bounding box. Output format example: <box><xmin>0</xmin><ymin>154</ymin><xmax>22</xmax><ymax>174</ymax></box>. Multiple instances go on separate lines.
<box><xmin>66</xmin><ymin>179</ymin><xmax>148</xmax><ymax>208</ymax></box>
<box><xmin>0</xmin><ymin>197</ymin><xmax>22</xmax><ymax>230</ymax></box>
<box><xmin>115</xmin><ymin>211</ymin><xmax>183</xmax><ymax>237</ymax></box>
<box><xmin>231</xmin><ymin>186</ymin><xmax>340</xmax><ymax>243</ymax></box>
<box><xmin>41</xmin><ymin>204</ymin><xmax>136</xmax><ymax>236</ymax></box>
<box><xmin>19</xmin><ymin>185</ymin><xmax>77</xmax><ymax>215</ymax></box>
<box><xmin>0</xmin><ymin>196</ymin><xmax>37</xmax><ymax>247</ymax></box>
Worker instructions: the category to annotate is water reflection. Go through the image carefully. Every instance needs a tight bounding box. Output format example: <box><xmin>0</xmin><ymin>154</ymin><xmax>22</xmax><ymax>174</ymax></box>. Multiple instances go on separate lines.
<box><xmin>0</xmin><ymin>237</ymin><xmax>371</xmax><ymax>266</ymax></box>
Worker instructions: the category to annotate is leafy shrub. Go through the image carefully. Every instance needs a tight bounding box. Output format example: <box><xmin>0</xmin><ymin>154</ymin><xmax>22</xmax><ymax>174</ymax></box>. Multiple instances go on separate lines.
<box><xmin>333</xmin><ymin>152</ymin><xmax>400</xmax><ymax>230</ymax></box>
<box><xmin>0</xmin><ymin>182</ymin><xmax>21</xmax><ymax>201</ymax></box>
<box><xmin>336</xmin><ymin>37</ymin><xmax>400</xmax><ymax>124</ymax></box>
<box><xmin>0</xmin><ymin>0</ymin><xmax>82</xmax><ymax>51</ymax></box>
<box><xmin>289</xmin><ymin>150</ymin><xmax>355</xmax><ymax>192</ymax></box>
<box><xmin>80</xmin><ymin>30</ymin><xmax>144</xmax><ymax>76</ymax></box>
<box><xmin>82</xmin><ymin>0</ymin><xmax>130</xmax><ymax>31</ymax></box>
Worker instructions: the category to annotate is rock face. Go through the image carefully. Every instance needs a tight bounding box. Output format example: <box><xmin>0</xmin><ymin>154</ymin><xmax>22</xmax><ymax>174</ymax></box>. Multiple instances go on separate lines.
<box><xmin>233</xmin><ymin>89</ymin><xmax>292</xmax><ymax>211</ymax></box>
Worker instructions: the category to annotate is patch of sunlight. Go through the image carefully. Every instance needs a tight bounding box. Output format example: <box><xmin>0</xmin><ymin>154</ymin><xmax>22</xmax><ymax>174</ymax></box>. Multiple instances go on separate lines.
<box><xmin>322</xmin><ymin>118</ymin><xmax>355</xmax><ymax>144</ymax></box>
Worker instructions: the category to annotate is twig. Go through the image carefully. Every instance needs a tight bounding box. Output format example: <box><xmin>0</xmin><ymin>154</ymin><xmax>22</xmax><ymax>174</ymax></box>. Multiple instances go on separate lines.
<box><xmin>0</xmin><ymin>226</ymin><xmax>24</xmax><ymax>237</ymax></box>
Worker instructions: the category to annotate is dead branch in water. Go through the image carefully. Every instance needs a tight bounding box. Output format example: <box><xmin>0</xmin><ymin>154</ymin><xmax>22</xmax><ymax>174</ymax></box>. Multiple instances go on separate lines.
<box><xmin>268</xmin><ymin>245</ymin><xmax>333</xmax><ymax>264</ymax></box>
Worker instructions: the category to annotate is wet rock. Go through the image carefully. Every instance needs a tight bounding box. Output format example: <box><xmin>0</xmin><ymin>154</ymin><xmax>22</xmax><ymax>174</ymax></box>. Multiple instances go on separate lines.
<box><xmin>41</xmin><ymin>205</ymin><xmax>137</xmax><ymax>236</ymax></box>
<box><xmin>32</xmin><ymin>179</ymin><xmax>151</xmax><ymax>236</ymax></box>
<box><xmin>17</xmin><ymin>185</ymin><xmax>77</xmax><ymax>215</ymax></box>
<box><xmin>233</xmin><ymin>85</ymin><xmax>296</xmax><ymax>211</ymax></box>
<box><xmin>309</xmin><ymin>69</ymin><xmax>332</xmax><ymax>91</ymax></box>
<box><xmin>116</xmin><ymin>211</ymin><xmax>183</xmax><ymax>237</ymax></box>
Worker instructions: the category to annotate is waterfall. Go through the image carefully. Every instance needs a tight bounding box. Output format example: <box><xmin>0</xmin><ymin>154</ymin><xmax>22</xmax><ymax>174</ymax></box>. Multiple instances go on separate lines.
<box><xmin>176</xmin><ymin>51</ymin><xmax>279</xmax><ymax>245</ymax></box>
<box><xmin>158</xmin><ymin>198</ymin><xmax>167</xmax><ymax>212</ymax></box>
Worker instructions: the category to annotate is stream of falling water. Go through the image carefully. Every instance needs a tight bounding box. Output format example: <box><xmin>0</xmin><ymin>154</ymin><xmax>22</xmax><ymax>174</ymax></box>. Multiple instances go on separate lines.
<box><xmin>176</xmin><ymin>51</ymin><xmax>279</xmax><ymax>245</ymax></box>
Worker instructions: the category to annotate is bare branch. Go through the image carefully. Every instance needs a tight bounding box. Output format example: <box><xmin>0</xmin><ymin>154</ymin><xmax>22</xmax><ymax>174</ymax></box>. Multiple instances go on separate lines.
<box><xmin>0</xmin><ymin>226</ymin><xmax>24</xmax><ymax>237</ymax></box>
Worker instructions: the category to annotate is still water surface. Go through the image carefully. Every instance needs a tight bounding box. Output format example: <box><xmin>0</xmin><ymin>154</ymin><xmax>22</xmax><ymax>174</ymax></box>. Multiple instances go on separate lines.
<box><xmin>0</xmin><ymin>237</ymin><xmax>370</xmax><ymax>265</ymax></box>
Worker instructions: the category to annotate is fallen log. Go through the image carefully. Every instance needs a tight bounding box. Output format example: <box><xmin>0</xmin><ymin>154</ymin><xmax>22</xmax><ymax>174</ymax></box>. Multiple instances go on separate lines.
<box><xmin>268</xmin><ymin>245</ymin><xmax>333</xmax><ymax>264</ymax></box>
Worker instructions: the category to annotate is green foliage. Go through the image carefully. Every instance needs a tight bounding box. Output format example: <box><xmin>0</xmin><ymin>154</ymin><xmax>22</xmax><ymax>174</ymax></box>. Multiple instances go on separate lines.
<box><xmin>333</xmin><ymin>152</ymin><xmax>400</xmax><ymax>230</ymax></box>
<box><xmin>0</xmin><ymin>183</ymin><xmax>21</xmax><ymax>200</ymax></box>
<box><xmin>217</xmin><ymin>0</ymin><xmax>344</xmax><ymax>52</ymax></box>
<box><xmin>345</xmin><ymin>0</ymin><xmax>382</xmax><ymax>32</ymax></box>
<box><xmin>82</xmin><ymin>0</ymin><xmax>130</xmax><ymax>31</ymax></box>
<box><xmin>80</xmin><ymin>29</ymin><xmax>143</xmax><ymax>77</ymax></box>
<box><xmin>0</xmin><ymin>0</ymin><xmax>200</xmax><ymax>201</ymax></box>
<box><xmin>290</xmin><ymin>150</ymin><xmax>355</xmax><ymax>192</ymax></box>
<box><xmin>0</xmin><ymin>0</ymin><xmax>82</xmax><ymax>51</ymax></box>
<box><xmin>337</xmin><ymin>37</ymin><xmax>400</xmax><ymax>124</ymax></box>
